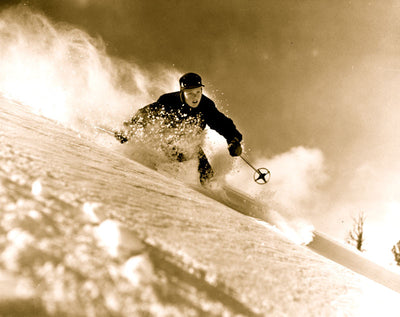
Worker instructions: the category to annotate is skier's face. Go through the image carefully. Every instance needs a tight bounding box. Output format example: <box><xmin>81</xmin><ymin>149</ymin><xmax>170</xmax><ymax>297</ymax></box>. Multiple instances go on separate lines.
<box><xmin>183</xmin><ymin>87</ymin><xmax>202</xmax><ymax>108</ymax></box>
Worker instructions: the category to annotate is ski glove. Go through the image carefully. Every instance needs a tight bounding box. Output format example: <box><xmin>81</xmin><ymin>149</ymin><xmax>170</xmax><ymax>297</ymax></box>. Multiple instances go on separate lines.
<box><xmin>114</xmin><ymin>132</ymin><xmax>129</xmax><ymax>144</ymax></box>
<box><xmin>228</xmin><ymin>137</ymin><xmax>242</xmax><ymax>157</ymax></box>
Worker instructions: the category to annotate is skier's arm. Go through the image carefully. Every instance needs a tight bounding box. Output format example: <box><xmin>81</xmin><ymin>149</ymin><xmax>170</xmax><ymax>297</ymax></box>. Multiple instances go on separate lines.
<box><xmin>204</xmin><ymin>102</ymin><xmax>243</xmax><ymax>156</ymax></box>
<box><xmin>127</xmin><ymin>102</ymin><xmax>161</xmax><ymax>126</ymax></box>
<box><xmin>115</xmin><ymin>102</ymin><xmax>161</xmax><ymax>144</ymax></box>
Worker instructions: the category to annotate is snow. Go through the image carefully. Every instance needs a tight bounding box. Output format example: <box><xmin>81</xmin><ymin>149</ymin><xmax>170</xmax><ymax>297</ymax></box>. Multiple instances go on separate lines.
<box><xmin>31</xmin><ymin>179</ymin><xmax>42</xmax><ymax>196</ymax></box>
<box><xmin>0</xmin><ymin>95</ymin><xmax>400</xmax><ymax>316</ymax></box>
<box><xmin>94</xmin><ymin>219</ymin><xmax>145</xmax><ymax>258</ymax></box>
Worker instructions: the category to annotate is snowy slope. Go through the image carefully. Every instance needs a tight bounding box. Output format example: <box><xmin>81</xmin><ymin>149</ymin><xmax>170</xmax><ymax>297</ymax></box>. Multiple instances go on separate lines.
<box><xmin>193</xmin><ymin>185</ymin><xmax>400</xmax><ymax>295</ymax></box>
<box><xmin>1</xmin><ymin>95</ymin><xmax>400</xmax><ymax>317</ymax></box>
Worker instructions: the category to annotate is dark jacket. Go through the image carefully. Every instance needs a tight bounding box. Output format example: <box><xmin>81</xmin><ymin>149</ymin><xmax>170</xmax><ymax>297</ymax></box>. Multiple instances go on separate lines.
<box><xmin>130</xmin><ymin>91</ymin><xmax>242</xmax><ymax>144</ymax></box>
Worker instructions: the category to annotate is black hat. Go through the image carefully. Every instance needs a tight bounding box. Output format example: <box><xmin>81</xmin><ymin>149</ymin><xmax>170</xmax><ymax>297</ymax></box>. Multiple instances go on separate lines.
<box><xmin>179</xmin><ymin>72</ymin><xmax>204</xmax><ymax>90</ymax></box>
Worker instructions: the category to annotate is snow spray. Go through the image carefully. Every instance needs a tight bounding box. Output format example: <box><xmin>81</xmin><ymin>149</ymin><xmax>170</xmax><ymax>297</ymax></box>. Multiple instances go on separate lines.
<box><xmin>0</xmin><ymin>5</ymin><xmax>179</xmax><ymax>133</ymax></box>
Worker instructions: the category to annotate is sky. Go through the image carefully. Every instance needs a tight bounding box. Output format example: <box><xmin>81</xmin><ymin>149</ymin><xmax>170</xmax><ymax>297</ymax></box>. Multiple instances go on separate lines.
<box><xmin>2</xmin><ymin>0</ymin><xmax>400</xmax><ymax>264</ymax></box>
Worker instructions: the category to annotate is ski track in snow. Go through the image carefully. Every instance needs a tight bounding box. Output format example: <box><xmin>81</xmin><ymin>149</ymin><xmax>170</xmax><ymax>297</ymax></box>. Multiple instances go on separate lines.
<box><xmin>1</xmin><ymin>95</ymin><xmax>400</xmax><ymax>316</ymax></box>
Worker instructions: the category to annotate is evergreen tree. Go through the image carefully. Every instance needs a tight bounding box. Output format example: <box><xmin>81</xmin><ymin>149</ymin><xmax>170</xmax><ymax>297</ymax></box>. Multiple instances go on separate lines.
<box><xmin>392</xmin><ymin>241</ymin><xmax>400</xmax><ymax>265</ymax></box>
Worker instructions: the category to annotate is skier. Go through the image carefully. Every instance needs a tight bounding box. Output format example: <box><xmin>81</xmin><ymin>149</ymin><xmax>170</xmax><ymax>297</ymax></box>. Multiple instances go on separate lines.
<box><xmin>115</xmin><ymin>72</ymin><xmax>243</xmax><ymax>185</ymax></box>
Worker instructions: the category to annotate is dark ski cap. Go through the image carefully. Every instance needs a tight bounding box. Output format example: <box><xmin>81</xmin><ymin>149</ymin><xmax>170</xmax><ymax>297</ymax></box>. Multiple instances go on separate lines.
<box><xmin>179</xmin><ymin>72</ymin><xmax>204</xmax><ymax>90</ymax></box>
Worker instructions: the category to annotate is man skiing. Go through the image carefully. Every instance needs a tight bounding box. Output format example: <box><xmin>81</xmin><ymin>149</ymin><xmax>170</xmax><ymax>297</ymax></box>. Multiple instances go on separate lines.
<box><xmin>115</xmin><ymin>72</ymin><xmax>243</xmax><ymax>185</ymax></box>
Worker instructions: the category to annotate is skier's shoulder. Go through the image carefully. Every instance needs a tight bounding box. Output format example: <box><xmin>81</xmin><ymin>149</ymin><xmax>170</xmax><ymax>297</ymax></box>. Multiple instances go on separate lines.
<box><xmin>200</xmin><ymin>94</ymin><xmax>214</xmax><ymax>106</ymax></box>
<box><xmin>139</xmin><ymin>101</ymin><xmax>162</xmax><ymax>113</ymax></box>
<box><xmin>199</xmin><ymin>94</ymin><xmax>218</xmax><ymax>113</ymax></box>
<box><xmin>157</xmin><ymin>91</ymin><xmax>181</xmax><ymax>105</ymax></box>
<box><xmin>196</xmin><ymin>94</ymin><xmax>215</xmax><ymax>113</ymax></box>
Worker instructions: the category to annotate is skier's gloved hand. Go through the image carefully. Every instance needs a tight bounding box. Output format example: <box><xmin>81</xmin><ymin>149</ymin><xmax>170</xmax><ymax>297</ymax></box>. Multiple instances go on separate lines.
<box><xmin>228</xmin><ymin>137</ymin><xmax>242</xmax><ymax>157</ymax></box>
<box><xmin>114</xmin><ymin>131</ymin><xmax>129</xmax><ymax>144</ymax></box>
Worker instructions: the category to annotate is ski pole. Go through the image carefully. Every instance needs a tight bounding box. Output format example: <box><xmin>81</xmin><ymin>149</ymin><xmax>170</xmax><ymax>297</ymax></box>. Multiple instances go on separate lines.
<box><xmin>95</xmin><ymin>126</ymin><xmax>129</xmax><ymax>143</ymax></box>
<box><xmin>95</xmin><ymin>126</ymin><xmax>115</xmax><ymax>136</ymax></box>
<box><xmin>240</xmin><ymin>155</ymin><xmax>271</xmax><ymax>185</ymax></box>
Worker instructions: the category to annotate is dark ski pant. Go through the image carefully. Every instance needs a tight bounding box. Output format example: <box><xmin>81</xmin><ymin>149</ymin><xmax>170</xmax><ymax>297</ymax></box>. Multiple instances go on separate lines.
<box><xmin>169</xmin><ymin>147</ymin><xmax>214</xmax><ymax>185</ymax></box>
<box><xmin>174</xmin><ymin>147</ymin><xmax>214</xmax><ymax>185</ymax></box>
<box><xmin>198</xmin><ymin>148</ymin><xmax>214</xmax><ymax>185</ymax></box>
